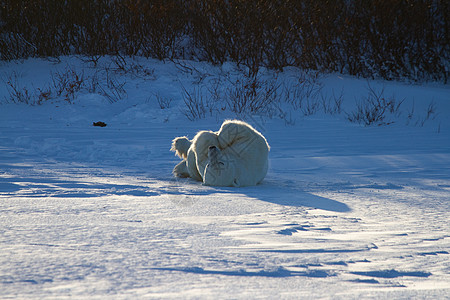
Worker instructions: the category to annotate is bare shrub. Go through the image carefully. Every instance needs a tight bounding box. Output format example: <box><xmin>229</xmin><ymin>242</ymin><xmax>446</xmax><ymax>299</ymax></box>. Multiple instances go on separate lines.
<box><xmin>347</xmin><ymin>84</ymin><xmax>404</xmax><ymax>126</ymax></box>
<box><xmin>98</xmin><ymin>68</ymin><xmax>127</xmax><ymax>103</ymax></box>
<box><xmin>1</xmin><ymin>1</ymin><xmax>447</xmax><ymax>82</ymax></box>
<box><xmin>3</xmin><ymin>63</ymin><xmax>130</xmax><ymax>105</ymax></box>
<box><xmin>3</xmin><ymin>72</ymin><xmax>54</xmax><ymax>105</ymax></box>
<box><xmin>79</xmin><ymin>55</ymin><xmax>103</xmax><ymax>68</ymax></box>
<box><xmin>181</xmin><ymin>86</ymin><xmax>211</xmax><ymax>121</ymax></box>
<box><xmin>225</xmin><ymin>74</ymin><xmax>279</xmax><ymax>116</ymax></box>
<box><xmin>125</xmin><ymin>0</ymin><xmax>188</xmax><ymax>59</ymax></box>
<box><xmin>275</xmin><ymin>104</ymin><xmax>296</xmax><ymax>126</ymax></box>
<box><xmin>415</xmin><ymin>101</ymin><xmax>438</xmax><ymax>127</ymax></box>
<box><xmin>86</xmin><ymin>70</ymin><xmax>101</xmax><ymax>94</ymax></box>
<box><xmin>51</xmin><ymin>66</ymin><xmax>85</xmax><ymax>103</ymax></box>
<box><xmin>207</xmin><ymin>77</ymin><xmax>224</xmax><ymax>107</ymax></box>
<box><xmin>154</xmin><ymin>93</ymin><xmax>173</xmax><ymax>109</ymax></box>
<box><xmin>3</xmin><ymin>72</ymin><xmax>33</xmax><ymax>104</ymax></box>
<box><xmin>406</xmin><ymin>100</ymin><xmax>440</xmax><ymax>127</ymax></box>
<box><xmin>282</xmin><ymin>70</ymin><xmax>323</xmax><ymax>115</ymax></box>
<box><xmin>106</xmin><ymin>56</ymin><xmax>156</xmax><ymax>80</ymax></box>
<box><xmin>425</xmin><ymin>101</ymin><xmax>438</xmax><ymax>122</ymax></box>
<box><xmin>36</xmin><ymin>87</ymin><xmax>52</xmax><ymax>105</ymax></box>
<box><xmin>320</xmin><ymin>88</ymin><xmax>345</xmax><ymax>115</ymax></box>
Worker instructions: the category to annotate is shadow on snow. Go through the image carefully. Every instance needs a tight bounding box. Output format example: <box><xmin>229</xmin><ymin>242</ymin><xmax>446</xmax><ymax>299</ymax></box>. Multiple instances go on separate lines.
<box><xmin>1</xmin><ymin>161</ymin><xmax>350</xmax><ymax>213</ymax></box>
<box><xmin>0</xmin><ymin>175</ymin><xmax>158</xmax><ymax>198</ymax></box>
<box><xmin>152</xmin><ymin>175</ymin><xmax>351</xmax><ymax>213</ymax></box>
<box><xmin>234</xmin><ymin>178</ymin><xmax>351</xmax><ymax>213</ymax></box>
<box><xmin>152</xmin><ymin>266</ymin><xmax>333</xmax><ymax>278</ymax></box>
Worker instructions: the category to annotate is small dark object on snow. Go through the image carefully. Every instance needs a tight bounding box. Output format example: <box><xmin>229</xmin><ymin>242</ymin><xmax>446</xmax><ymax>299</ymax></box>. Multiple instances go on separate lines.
<box><xmin>93</xmin><ymin>121</ymin><xmax>107</xmax><ymax>127</ymax></box>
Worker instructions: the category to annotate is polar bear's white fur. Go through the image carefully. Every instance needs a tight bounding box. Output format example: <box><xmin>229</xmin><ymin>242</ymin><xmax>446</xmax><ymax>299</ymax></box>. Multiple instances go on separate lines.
<box><xmin>171</xmin><ymin>120</ymin><xmax>270</xmax><ymax>187</ymax></box>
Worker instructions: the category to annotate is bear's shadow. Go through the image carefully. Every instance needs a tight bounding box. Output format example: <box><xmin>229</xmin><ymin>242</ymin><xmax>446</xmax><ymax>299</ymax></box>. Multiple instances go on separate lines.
<box><xmin>239</xmin><ymin>179</ymin><xmax>351</xmax><ymax>213</ymax></box>
<box><xmin>169</xmin><ymin>177</ymin><xmax>350</xmax><ymax>213</ymax></box>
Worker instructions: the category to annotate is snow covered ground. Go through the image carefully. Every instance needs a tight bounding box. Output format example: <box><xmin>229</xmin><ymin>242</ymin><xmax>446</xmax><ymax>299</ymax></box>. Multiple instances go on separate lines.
<box><xmin>1</xmin><ymin>57</ymin><xmax>449</xmax><ymax>299</ymax></box>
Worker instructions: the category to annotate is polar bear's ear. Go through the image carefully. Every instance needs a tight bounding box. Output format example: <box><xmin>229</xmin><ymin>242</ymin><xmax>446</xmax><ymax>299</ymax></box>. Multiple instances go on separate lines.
<box><xmin>232</xmin><ymin>178</ymin><xmax>240</xmax><ymax>187</ymax></box>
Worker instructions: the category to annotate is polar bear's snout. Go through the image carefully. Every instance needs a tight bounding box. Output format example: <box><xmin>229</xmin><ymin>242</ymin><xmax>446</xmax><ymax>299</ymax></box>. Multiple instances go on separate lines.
<box><xmin>208</xmin><ymin>145</ymin><xmax>219</xmax><ymax>163</ymax></box>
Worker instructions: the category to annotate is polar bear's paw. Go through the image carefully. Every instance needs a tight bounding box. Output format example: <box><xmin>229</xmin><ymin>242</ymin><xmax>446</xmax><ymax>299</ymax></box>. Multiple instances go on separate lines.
<box><xmin>173</xmin><ymin>160</ymin><xmax>190</xmax><ymax>178</ymax></box>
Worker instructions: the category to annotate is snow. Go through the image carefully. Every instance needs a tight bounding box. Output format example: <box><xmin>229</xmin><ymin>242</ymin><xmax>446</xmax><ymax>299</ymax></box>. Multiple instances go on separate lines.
<box><xmin>1</xmin><ymin>56</ymin><xmax>449</xmax><ymax>299</ymax></box>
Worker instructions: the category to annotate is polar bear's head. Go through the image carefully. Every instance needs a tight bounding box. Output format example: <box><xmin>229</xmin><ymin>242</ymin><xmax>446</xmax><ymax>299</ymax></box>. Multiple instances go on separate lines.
<box><xmin>203</xmin><ymin>145</ymin><xmax>240</xmax><ymax>187</ymax></box>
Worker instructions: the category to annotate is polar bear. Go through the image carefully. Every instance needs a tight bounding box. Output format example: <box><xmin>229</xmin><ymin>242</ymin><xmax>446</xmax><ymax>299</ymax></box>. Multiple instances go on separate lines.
<box><xmin>171</xmin><ymin>120</ymin><xmax>270</xmax><ymax>187</ymax></box>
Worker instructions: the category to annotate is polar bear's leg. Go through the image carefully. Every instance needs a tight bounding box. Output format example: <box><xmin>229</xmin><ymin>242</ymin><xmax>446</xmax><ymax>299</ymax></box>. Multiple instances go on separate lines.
<box><xmin>186</xmin><ymin>149</ymin><xmax>202</xmax><ymax>181</ymax></box>
<box><xmin>217</xmin><ymin>120</ymin><xmax>258</xmax><ymax>158</ymax></box>
<box><xmin>171</xmin><ymin>136</ymin><xmax>191</xmax><ymax>159</ymax></box>
<box><xmin>173</xmin><ymin>160</ymin><xmax>190</xmax><ymax>178</ymax></box>
<box><xmin>191</xmin><ymin>131</ymin><xmax>219</xmax><ymax>178</ymax></box>
<box><xmin>217</xmin><ymin>120</ymin><xmax>256</xmax><ymax>148</ymax></box>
